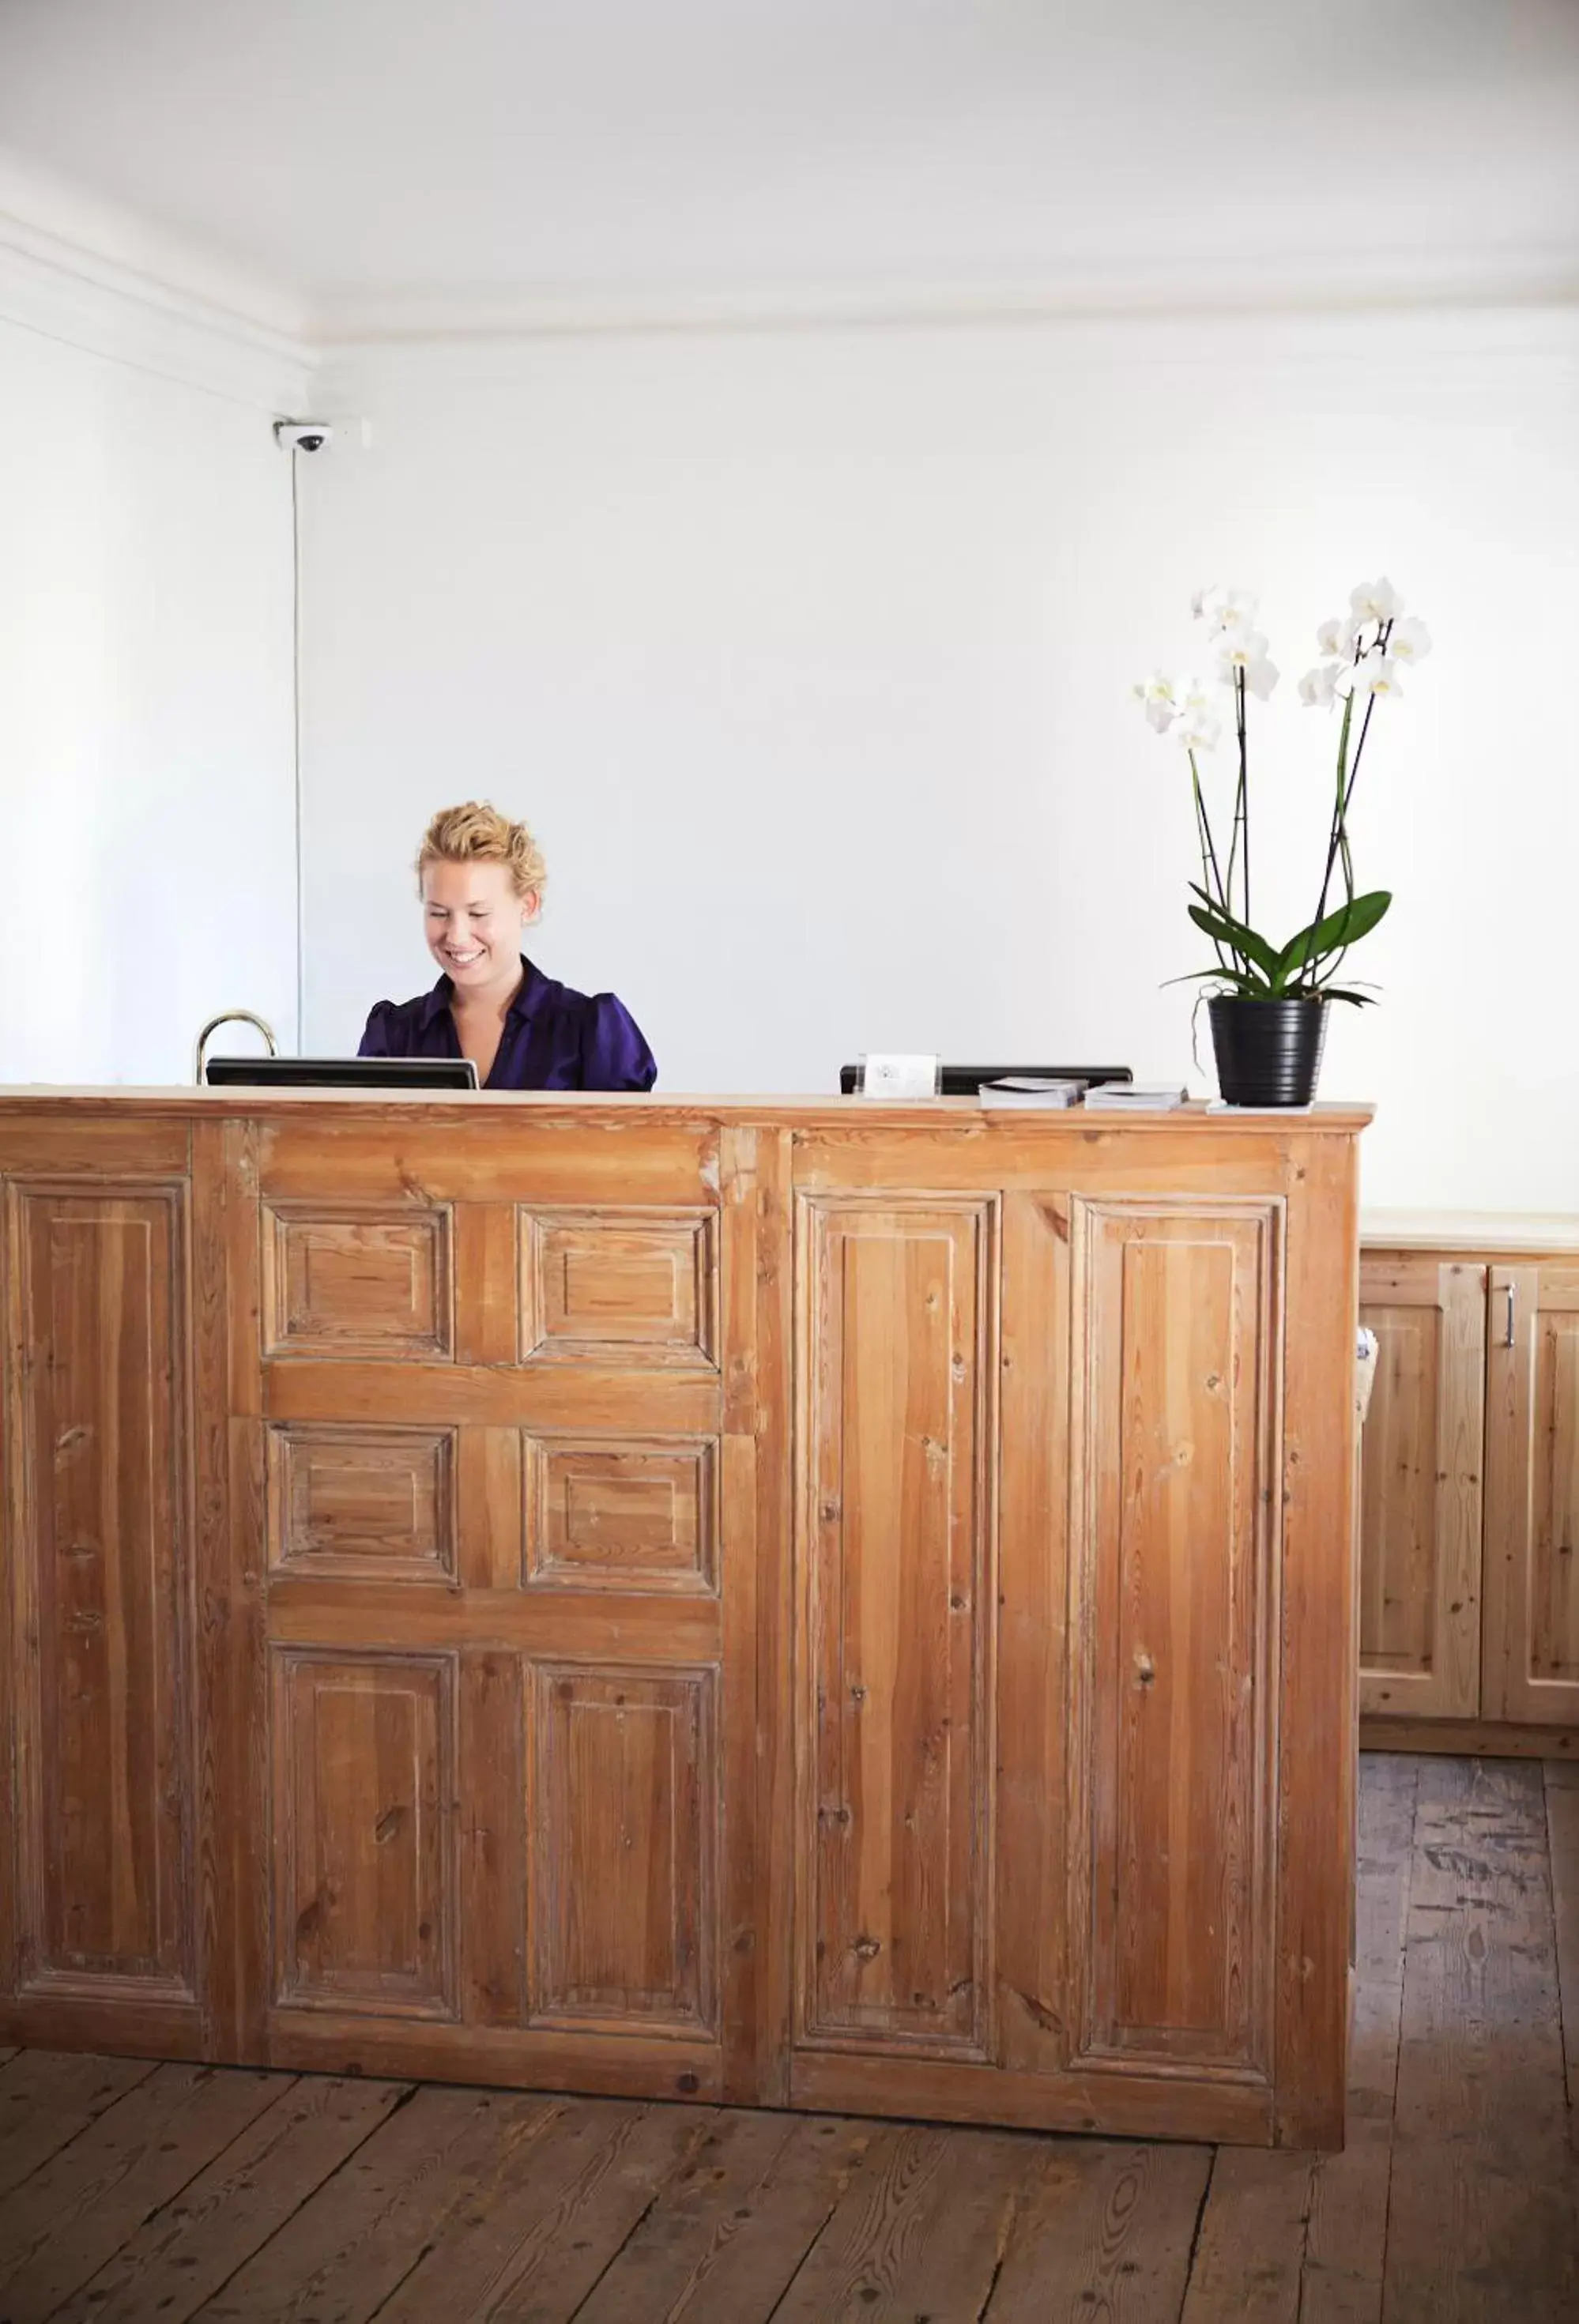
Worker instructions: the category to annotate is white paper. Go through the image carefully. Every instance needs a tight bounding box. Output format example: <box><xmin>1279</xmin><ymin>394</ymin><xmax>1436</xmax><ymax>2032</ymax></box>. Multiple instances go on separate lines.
<box><xmin>859</xmin><ymin>1053</ymin><xmax>939</xmax><ymax>1100</ymax></box>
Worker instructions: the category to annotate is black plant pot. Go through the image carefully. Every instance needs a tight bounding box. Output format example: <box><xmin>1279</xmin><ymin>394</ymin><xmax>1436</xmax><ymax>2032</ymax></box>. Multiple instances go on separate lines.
<box><xmin>1208</xmin><ymin>997</ymin><xmax>1328</xmax><ymax>1107</ymax></box>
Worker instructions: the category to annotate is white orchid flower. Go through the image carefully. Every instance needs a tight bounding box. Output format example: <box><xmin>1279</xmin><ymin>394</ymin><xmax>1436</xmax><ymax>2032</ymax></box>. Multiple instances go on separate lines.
<box><xmin>1350</xmin><ymin>576</ymin><xmax>1404</xmax><ymax>625</ymax></box>
<box><xmin>1213</xmin><ymin>632</ymin><xmax>1279</xmax><ymax>699</ymax></box>
<box><xmin>1354</xmin><ymin>656</ymin><xmax>1404</xmax><ymax>699</ymax></box>
<box><xmin>1132</xmin><ymin>672</ymin><xmax>1178</xmax><ymax>732</ymax></box>
<box><xmin>1316</xmin><ymin>614</ymin><xmax>1358</xmax><ymax>659</ymax></box>
<box><xmin>1196</xmin><ymin>585</ymin><xmax>1260</xmax><ymax>638</ymax></box>
<box><xmin>1174</xmin><ymin>714</ymin><xmax>1221</xmax><ymax>752</ymax></box>
<box><xmin>1298</xmin><ymin>663</ymin><xmax>1340</xmax><ymax>709</ymax></box>
<box><xmin>1389</xmin><ymin>616</ymin><xmax>1432</xmax><ymax>664</ymax></box>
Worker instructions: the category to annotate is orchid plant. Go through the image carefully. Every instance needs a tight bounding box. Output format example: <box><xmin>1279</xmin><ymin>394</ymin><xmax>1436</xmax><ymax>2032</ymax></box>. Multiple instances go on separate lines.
<box><xmin>1134</xmin><ymin>578</ymin><xmax>1430</xmax><ymax>1004</ymax></box>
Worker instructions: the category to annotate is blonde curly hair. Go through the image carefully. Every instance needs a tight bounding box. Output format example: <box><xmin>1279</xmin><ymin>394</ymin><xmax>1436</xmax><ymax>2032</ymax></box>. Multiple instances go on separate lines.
<box><xmin>416</xmin><ymin>801</ymin><xmax>547</xmax><ymax>906</ymax></box>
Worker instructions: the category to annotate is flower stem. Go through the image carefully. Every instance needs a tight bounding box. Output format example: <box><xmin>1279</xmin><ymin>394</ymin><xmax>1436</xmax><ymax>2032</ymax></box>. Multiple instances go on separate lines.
<box><xmin>1305</xmin><ymin>687</ymin><xmax>1375</xmax><ymax>989</ymax></box>
<box><xmin>1189</xmin><ymin>757</ymin><xmax>1237</xmax><ymax>971</ymax></box>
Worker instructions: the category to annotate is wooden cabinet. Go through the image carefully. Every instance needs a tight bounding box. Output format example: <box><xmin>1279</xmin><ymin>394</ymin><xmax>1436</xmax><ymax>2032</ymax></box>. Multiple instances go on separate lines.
<box><xmin>1</xmin><ymin>1094</ymin><xmax>1367</xmax><ymax>2148</ymax></box>
<box><xmin>1357</xmin><ymin>1255</ymin><xmax>1485</xmax><ymax>1720</ymax></box>
<box><xmin>1484</xmin><ymin>1262</ymin><xmax>1579</xmax><ymax>1727</ymax></box>
<box><xmin>1360</xmin><ymin>1246</ymin><xmax>1579</xmax><ymax>1748</ymax></box>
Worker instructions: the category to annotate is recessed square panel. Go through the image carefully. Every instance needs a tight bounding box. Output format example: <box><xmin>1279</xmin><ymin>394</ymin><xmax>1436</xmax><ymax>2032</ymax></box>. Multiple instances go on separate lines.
<box><xmin>519</xmin><ymin>1209</ymin><xmax>716</xmax><ymax>1368</ymax></box>
<box><xmin>264</xmin><ymin>1206</ymin><xmax>453</xmax><ymax>1358</ymax></box>
<box><xmin>524</xmin><ymin>1437</ymin><xmax>718</xmax><ymax>1594</ymax></box>
<box><xmin>269</xmin><ymin>1425</ymin><xmax>458</xmax><ymax>1581</ymax></box>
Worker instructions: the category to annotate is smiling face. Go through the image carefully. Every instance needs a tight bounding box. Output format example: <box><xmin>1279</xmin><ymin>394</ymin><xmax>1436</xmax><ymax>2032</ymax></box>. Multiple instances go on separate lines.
<box><xmin>421</xmin><ymin>857</ymin><xmax>538</xmax><ymax>998</ymax></box>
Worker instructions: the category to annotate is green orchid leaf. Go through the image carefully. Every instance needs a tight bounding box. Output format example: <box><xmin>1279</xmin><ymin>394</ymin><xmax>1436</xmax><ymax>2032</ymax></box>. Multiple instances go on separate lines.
<box><xmin>1315</xmin><ymin>986</ymin><xmax>1380</xmax><ymax>1007</ymax></box>
<box><xmin>1187</xmin><ymin>903</ymin><xmax>1281</xmax><ymax>981</ymax></box>
<box><xmin>1276</xmin><ymin>891</ymin><xmax>1392</xmax><ymax>977</ymax></box>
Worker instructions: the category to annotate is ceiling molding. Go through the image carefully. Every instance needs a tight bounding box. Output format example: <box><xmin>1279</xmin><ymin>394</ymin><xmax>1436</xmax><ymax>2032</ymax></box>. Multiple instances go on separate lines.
<box><xmin>311</xmin><ymin>243</ymin><xmax>1579</xmax><ymax>351</ymax></box>
<box><xmin>0</xmin><ymin>203</ymin><xmax>315</xmax><ymax>410</ymax></box>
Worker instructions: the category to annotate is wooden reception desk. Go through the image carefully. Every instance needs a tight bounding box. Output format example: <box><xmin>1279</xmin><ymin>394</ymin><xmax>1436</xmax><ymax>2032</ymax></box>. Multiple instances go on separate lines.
<box><xmin>0</xmin><ymin>1090</ymin><xmax>1368</xmax><ymax>2147</ymax></box>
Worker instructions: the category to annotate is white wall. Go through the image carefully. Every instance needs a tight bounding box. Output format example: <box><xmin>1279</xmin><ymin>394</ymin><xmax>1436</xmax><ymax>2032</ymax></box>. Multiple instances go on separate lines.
<box><xmin>0</xmin><ymin>313</ymin><xmax>298</xmax><ymax>1082</ymax></box>
<box><xmin>306</xmin><ymin>308</ymin><xmax>1579</xmax><ymax>1211</ymax></box>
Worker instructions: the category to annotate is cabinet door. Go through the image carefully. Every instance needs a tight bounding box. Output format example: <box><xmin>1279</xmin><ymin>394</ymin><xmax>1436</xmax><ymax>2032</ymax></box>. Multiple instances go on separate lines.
<box><xmin>1484</xmin><ymin>1262</ymin><xmax>1579</xmax><ymax>1724</ymax></box>
<box><xmin>1357</xmin><ymin>1255</ymin><xmax>1486</xmax><ymax>1719</ymax></box>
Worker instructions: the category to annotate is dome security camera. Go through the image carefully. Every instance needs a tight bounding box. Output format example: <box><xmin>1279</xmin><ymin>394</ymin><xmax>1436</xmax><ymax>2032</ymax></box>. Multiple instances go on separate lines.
<box><xmin>274</xmin><ymin>421</ymin><xmax>333</xmax><ymax>454</ymax></box>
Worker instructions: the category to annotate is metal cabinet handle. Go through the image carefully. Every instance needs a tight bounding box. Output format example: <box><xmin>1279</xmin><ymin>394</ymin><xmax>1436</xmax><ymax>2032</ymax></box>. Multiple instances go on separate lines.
<box><xmin>1503</xmin><ymin>1283</ymin><xmax>1517</xmax><ymax>1348</ymax></box>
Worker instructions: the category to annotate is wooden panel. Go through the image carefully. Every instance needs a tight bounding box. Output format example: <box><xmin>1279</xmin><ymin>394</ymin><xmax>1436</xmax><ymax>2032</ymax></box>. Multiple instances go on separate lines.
<box><xmin>797</xmin><ymin>1196</ymin><xmax>995</xmax><ymax>2057</ymax></box>
<box><xmin>271</xmin><ymin>1649</ymin><xmax>458</xmax><ymax>2018</ymax></box>
<box><xmin>256</xmin><ymin>1114</ymin><xmax>719</xmax><ymax>1207</ymax></box>
<box><xmin>262</xmin><ymin>1206</ymin><xmax>453</xmax><ymax>1358</ymax></box>
<box><xmin>267</xmin><ymin>1424</ymin><xmax>458</xmax><ymax>1582</ymax></box>
<box><xmin>1357</xmin><ymin>1256</ymin><xmax>1486</xmax><ymax>1719</ymax></box>
<box><xmin>1486</xmin><ymin>1262</ymin><xmax>1579</xmax><ymax>1725</ymax></box>
<box><xmin>521</xmin><ymin>1208</ymin><xmax>717</xmax><ymax>1368</ymax></box>
<box><xmin>718</xmin><ymin>1122</ymin><xmax>794</xmax><ymax>2107</ymax></box>
<box><xmin>1068</xmin><ymin>1199</ymin><xmax>1279</xmax><ymax>2077</ymax></box>
<box><xmin>6</xmin><ymin>1184</ymin><xmax>193</xmax><ymax>1996</ymax></box>
<box><xmin>266</xmin><ymin>1580</ymin><xmax>722</xmax><ymax>1664</ymax></box>
<box><xmin>524</xmin><ymin>1435</ymin><xmax>718</xmax><ymax>1594</ymax></box>
<box><xmin>995</xmin><ymin>1192</ymin><xmax>1071</xmax><ymax>2075</ymax></box>
<box><xmin>528</xmin><ymin>1663</ymin><xmax>717</xmax><ymax>2036</ymax></box>
<box><xmin>1275</xmin><ymin>1137</ymin><xmax>1361</xmax><ymax>2147</ymax></box>
<box><xmin>264</xmin><ymin>1358</ymin><xmax>720</xmax><ymax>1436</ymax></box>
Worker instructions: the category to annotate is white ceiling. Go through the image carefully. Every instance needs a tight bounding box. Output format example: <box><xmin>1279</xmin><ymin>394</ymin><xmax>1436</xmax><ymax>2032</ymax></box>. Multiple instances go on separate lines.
<box><xmin>2</xmin><ymin>0</ymin><xmax>1577</xmax><ymax>336</ymax></box>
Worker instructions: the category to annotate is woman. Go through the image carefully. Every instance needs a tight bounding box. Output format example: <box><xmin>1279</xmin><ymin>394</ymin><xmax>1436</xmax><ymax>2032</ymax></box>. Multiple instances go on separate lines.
<box><xmin>359</xmin><ymin>802</ymin><xmax>657</xmax><ymax>1090</ymax></box>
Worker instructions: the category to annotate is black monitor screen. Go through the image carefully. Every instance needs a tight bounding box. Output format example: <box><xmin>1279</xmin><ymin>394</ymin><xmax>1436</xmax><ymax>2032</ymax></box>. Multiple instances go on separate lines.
<box><xmin>203</xmin><ymin>1056</ymin><xmax>479</xmax><ymax>1090</ymax></box>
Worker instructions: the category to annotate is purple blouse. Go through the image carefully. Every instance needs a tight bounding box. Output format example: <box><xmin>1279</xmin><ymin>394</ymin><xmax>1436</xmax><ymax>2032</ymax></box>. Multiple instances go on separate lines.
<box><xmin>358</xmin><ymin>959</ymin><xmax>656</xmax><ymax>1092</ymax></box>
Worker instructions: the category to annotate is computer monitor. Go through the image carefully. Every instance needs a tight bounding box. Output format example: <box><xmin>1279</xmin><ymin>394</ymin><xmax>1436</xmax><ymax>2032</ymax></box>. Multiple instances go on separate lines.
<box><xmin>202</xmin><ymin>1056</ymin><xmax>480</xmax><ymax>1090</ymax></box>
<box><xmin>838</xmin><ymin>1063</ymin><xmax>1132</xmax><ymax>1096</ymax></box>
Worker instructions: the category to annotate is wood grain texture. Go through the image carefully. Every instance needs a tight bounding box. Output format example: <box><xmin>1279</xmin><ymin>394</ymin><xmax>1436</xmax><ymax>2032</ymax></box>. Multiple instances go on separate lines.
<box><xmin>1300</xmin><ymin>1751</ymin><xmax>1417</xmax><ymax>2324</ymax></box>
<box><xmin>1358</xmin><ymin>1256</ymin><xmax>1486</xmax><ymax>1719</ymax></box>
<box><xmin>262</xmin><ymin>1203</ymin><xmax>454</xmax><ymax>1359</ymax></box>
<box><xmin>1485</xmin><ymin>1262</ymin><xmax>1579</xmax><ymax>1727</ymax></box>
<box><xmin>0</xmin><ymin>1095</ymin><xmax>1367</xmax><ymax>2147</ymax></box>
<box><xmin>1362</xmin><ymin>1716</ymin><xmax>1579</xmax><ymax>1758</ymax></box>
<box><xmin>1275</xmin><ymin>1136</ymin><xmax>1361</xmax><ymax>2147</ymax></box>
<box><xmin>1384</xmin><ymin>1757</ymin><xmax>1577</xmax><ymax>2321</ymax></box>
<box><xmin>0</xmin><ymin>2059</ymin><xmax>281</xmax><ymax>2321</ymax></box>
<box><xmin>995</xmin><ymin>1193</ymin><xmax>1070</xmax><ymax>2078</ymax></box>
<box><xmin>797</xmin><ymin>1194</ymin><xmax>997</xmax><ymax>2058</ymax></box>
<box><xmin>43</xmin><ymin>2071</ymin><xmax>407</xmax><ymax>2324</ymax></box>
<box><xmin>571</xmin><ymin>2109</ymin><xmax>878</xmax><ymax>2324</ymax></box>
<box><xmin>524</xmin><ymin>1434</ymin><xmax>718</xmax><ymax>1594</ymax></box>
<box><xmin>766</xmin><ymin>2121</ymin><xmax>1024</xmax><ymax>2323</ymax></box>
<box><xmin>6</xmin><ymin>1756</ymin><xmax>1577</xmax><ymax>2314</ymax></box>
<box><xmin>1543</xmin><ymin>1761</ymin><xmax>1579</xmax><ymax>2124</ymax></box>
<box><xmin>1068</xmin><ymin>1199</ymin><xmax>1279</xmax><ymax>2077</ymax></box>
<box><xmin>370</xmin><ymin>2097</ymin><xmax>702</xmax><ymax>2323</ymax></box>
<box><xmin>982</xmin><ymin>2138</ymin><xmax>1212</xmax><ymax>2322</ymax></box>
<box><xmin>528</xmin><ymin>1663</ymin><xmax>717</xmax><ymax>2036</ymax></box>
<box><xmin>0</xmin><ymin>2047</ymin><xmax>156</xmax><ymax>2198</ymax></box>
<box><xmin>271</xmin><ymin>1649</ymin><xmax>458</xmax><ymax>2019</ymax></box>
<box><xmin>267</xmin><ymin>1422</ymin><xmax>458</xmax><ymax>1581</ymax></box>
<box><xmin>5</xmin><ymin>1181</ymin><xmax>194</xmax><ymax>1998</ymax></box>
<box><xmin>520</xmin><ymin>1207</ymin><xmax>718</xmax><ymax>1368</ymax></box>
<box><xmin>196</xmin><ymin>2083</ymin><xmax>563</xmax><ymax>2322</ymax></box>
<box><xmin>1180</xmin><ymin>2146</ymin><xmax>1315</xmax><ymax>2322</ymax></box>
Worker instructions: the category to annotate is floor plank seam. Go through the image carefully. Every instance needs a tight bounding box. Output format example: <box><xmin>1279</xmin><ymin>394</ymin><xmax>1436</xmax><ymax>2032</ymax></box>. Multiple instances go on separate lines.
<box><xmin>756</xmin><ymin>2129</ymin><xmax>873</xmax><ymax>2324</ymax></box>
<box><xmin>364</xmin><ymin>2228</ymin><xmax>441</xmax><ymax>2322</ymax></box>
<box><xmin>1372</xmin><ymin>1753</ymin><xmax>1420</xmax><ymax>2319</ymax></box>
<box><xmin>1181</xmin><ymin>2141</ymin><xmax>1217</xmax><ymax>2301</ymax></box>
<box><xmin>560</xmin><ymin>2107</ymin><xmax>714</xmax><ymax>2323</ymax></box>
<box><xmin>142</xmin><ymin>2076</ymin><xmax>421</xmax><ymax>2324</ymax></box>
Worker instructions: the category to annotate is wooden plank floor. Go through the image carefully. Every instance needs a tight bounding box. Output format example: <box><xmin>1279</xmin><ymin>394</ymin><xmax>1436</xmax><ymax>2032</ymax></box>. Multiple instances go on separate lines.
<box><xmin>0</xmin><ymin>1756</ymin><xmax>1573</xmax><ymax>2324</ymax></box>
